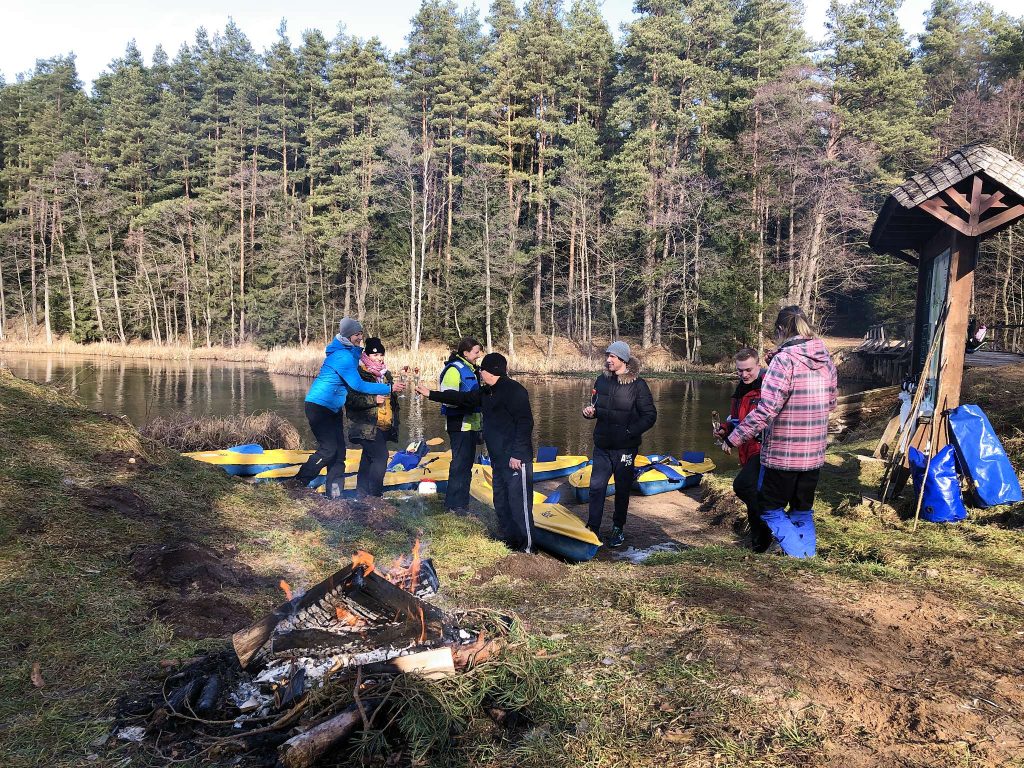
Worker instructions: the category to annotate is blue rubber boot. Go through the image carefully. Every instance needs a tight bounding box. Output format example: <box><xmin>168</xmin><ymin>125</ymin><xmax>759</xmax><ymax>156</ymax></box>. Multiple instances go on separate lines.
<box><xmin>759</xmin><ymin>508</ymin><xmax>795</xmax><ymax>553</ymax></box>
<box><xmin>784</xmin><ymin>510</ymin><xmax>817</xmax><ymax>558</ymax></box>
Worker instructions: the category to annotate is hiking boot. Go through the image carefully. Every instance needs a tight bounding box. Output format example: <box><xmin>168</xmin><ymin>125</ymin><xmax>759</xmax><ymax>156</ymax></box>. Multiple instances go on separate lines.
<box><xmin>605</xmin><ymin>526</ymin><xmax>625</xmax><ymax>548</ymax></box>
<box><xmin>764</xmin><ymin>540</ymin><xmax>783</xmax><ymax>556</ymax></box>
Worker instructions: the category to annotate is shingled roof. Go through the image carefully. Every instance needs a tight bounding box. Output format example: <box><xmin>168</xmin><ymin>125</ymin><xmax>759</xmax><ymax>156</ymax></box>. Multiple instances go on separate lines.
<box><xmin>870</xmin><ymin>142</ymin><xmax>1024</xmax><ymax>262</ymax></box>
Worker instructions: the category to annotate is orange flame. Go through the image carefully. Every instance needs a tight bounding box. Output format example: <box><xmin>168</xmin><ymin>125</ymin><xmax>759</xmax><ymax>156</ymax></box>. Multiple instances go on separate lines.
<box><xmin>352</xmin><ymin>550</ymin><xmax>375</xmax><ymax>576</ymax></box>
<box><xmin>335</xmin><ymin>605</ymin><xmax>364</xmax><ymax>627</ymax></box>
<box><xmin>416</xmin><ymin>604</ymin><xmax>426</xmax><ymax>644</ymax></box>
<box><xmin>384</xmin><ymin>538</ymin><xmax>424</xmax><ymax>593</ymax></box>
<box><xmin>279</xmin><ymin>580</ymin><xmax>293</xmax><ymax>601</ymax></box>
<box><xmin>409</xmin><ymin>538</ymin><xmax>422</xmax><ymax>591</ymax></box>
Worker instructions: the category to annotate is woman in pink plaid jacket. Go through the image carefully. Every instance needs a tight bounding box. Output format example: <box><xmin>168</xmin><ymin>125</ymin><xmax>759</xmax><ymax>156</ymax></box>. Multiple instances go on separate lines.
<box><xmin>723</xmin><ymin>306</ymin><xmax>837</xmax><ymax>557</ymax></box>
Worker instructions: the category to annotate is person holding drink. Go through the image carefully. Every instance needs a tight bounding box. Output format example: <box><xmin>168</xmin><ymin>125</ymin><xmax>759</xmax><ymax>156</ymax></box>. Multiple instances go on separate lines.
<box><xmin>582</xmin><ymin>341</ymin><xmax>657</xmax><ymax>547</ymax></box>
<box><xmin>346</xmin><ymin>337</ymin><xmax>401</xmax><ymax>497</ymax></box>
<box><xmin>294</xmin><ymin>318</ymin><xmax>406</xmax><ymax>498</ymax></box>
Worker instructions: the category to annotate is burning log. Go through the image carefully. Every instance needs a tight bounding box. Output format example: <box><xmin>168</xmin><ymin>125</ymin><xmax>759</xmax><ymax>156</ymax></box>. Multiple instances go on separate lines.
<box><xmin>277</xmin><ymin>699</ymin><xmax>381</xmax><ymax>768</ymax></box>
<box><xmin>233</xmin><ymin>552</ymin><xmax>449</xmax><ymax>669</ymax></box>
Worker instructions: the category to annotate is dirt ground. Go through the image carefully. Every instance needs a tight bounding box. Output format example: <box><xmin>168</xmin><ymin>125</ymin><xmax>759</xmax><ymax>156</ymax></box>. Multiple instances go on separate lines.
<box><xmin>536</xmin><ymin>477</ymin><xmax>738</xmax><ymax>559</ymax></box>
<box><xmin>526</xmin><ymin>480</ymin><xmax>1024</xmax><ymax>767</ymax></box>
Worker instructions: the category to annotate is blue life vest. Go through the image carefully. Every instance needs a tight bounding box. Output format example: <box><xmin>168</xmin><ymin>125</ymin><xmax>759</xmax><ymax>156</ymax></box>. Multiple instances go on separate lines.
<box><xmin>439</xmin><ymin>359</ymin><xmax>481</xmax><ymax>416</ymax></box>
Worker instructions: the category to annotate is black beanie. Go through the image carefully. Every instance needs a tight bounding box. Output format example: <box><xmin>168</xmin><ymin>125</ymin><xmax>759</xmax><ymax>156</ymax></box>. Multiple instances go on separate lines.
<box><xmin>364</xmin><ymin>337</ymin><xmax>385</xmax><ymax>355</ymax></box>
<box><xmin>480</xmin><ymin>352</ymin><xmax>508</xmax><ymax>377</ymax></box>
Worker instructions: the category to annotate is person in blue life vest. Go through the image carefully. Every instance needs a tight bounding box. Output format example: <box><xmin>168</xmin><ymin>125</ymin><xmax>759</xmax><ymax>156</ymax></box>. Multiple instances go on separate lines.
<box><xmin>435</xmin><ymin>337</ymin><xmax>485</xmax><ymax>513</ymax></box>
<box><xmin>294</xmin><ymin>318</ymin><xmax>406</xmax><ymax>498</ymax></box>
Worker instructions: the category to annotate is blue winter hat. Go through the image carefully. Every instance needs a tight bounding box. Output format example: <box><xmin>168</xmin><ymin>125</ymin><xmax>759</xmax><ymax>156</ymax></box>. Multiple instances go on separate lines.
<box><xmin>605</xmin><ymin>340</ymin><xmax>631</xmax><ymax>362</ymax></box>
<box><xmin>338</xmin><ymin>317</ymin><xmax>364</xmax><ymax>339</ymax></box>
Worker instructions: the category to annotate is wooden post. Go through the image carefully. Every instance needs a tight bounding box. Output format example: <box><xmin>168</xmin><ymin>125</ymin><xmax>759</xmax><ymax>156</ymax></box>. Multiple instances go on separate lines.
<box><xmin>933</xmin><ymin>230</ymin><xmax>977</xmax><ymax>438</ymax></box>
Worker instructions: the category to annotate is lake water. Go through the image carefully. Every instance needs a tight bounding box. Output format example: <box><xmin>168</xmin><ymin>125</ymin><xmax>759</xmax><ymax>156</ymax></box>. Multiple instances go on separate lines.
<box><xmin>0</xmin><ymin>351</ymin><xmax>748</xmax><ymax>466</ymax></box>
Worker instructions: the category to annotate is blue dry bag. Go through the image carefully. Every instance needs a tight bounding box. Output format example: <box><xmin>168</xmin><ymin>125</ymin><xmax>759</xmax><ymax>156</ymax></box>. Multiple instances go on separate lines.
<box><xmin>908</xmin><ymin>445</ymin><xmax>967</xmax><ymax>523</ymax></box>
<box><xmin>947</xmin><ymin>404</ymin><xmax>1023</xmax><ymax>507</ymax></box>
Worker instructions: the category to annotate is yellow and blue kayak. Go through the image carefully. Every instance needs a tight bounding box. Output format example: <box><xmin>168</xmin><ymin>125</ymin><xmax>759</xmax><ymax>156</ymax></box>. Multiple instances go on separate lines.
<box><xmin>633</xmin><ymin>453</ymin><xmax>716</xmax><ymax>496</ymax></box>
<box><xmin>567</xmin><ymin>463</ymin><xmax>614</xmax><ymax>504</ymax></box>
<box><xmin>568</xmin><ymin>453</ymin><xmax>716</xmax><ymax>501</ymax></box>
<box><xmin>533</xmin><ymin>447</ymin><xmax>589</xmax><ymax>480</ymax></box>
<box><xmin>470</xmin><ymin>465</ymin><xmax>601</xmax><ymax>562</ymax></box>
<box><xmin>182</xmin><ymin>444</ymin><xmax>316</xmax><ymax>476</ymax></box>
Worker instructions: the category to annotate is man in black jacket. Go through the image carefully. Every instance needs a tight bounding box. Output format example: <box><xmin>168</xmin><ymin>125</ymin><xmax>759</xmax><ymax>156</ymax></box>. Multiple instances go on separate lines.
<box><xmin>418</xmin><ymin>353</ymin><xmax>535</xmax><ymax>552</ymax></box>
<box><xmin>582</xmin><ymin>341</ymin><xmax>657</xmax><ymax>547</ymax></box>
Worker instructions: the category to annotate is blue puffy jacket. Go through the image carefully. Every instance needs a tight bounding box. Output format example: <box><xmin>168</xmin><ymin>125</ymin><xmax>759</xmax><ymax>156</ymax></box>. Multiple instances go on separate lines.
<box><xmin>305</xmin><ymin>337</ymin><xmax>390</xmax><ymax>412</ymax></box>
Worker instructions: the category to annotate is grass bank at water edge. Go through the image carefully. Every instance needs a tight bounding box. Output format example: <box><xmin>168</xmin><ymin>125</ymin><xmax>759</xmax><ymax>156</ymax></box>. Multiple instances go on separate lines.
<box><xmin>3</xmin><ymin>365</ymin><xmax>1024</xmax><ymax>767</ymax></box>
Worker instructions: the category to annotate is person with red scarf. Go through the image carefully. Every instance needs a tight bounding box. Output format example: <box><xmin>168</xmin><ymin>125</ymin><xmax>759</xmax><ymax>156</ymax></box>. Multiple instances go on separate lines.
<box><xmin>716</xmin><ymin>348</ymin><xmax>768</xmax><ymax>551</ymax></box>
<box><xmin>347</xmin><ymin>337</ymin><xmax>401</xmax><ymax>497</ymax></box>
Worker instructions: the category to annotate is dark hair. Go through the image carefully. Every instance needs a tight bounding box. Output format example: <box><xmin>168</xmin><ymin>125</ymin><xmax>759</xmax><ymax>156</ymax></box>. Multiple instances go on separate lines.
<box><xmin>774</xmin><ymin>306</ymin><xmax>814</xmax><ymax>340</ymax></box>
<box><xmin>734</xmin><ymin>347</ymin><xmax>758</xmax><ymax>362</ymax></box>
<box><xmin>456</xmin><ymin>337</ymin><xmax>481</xmax><ymax>356</ymax></box>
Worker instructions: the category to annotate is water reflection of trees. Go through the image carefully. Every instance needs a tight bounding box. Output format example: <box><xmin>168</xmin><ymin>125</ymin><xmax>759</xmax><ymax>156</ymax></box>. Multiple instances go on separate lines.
<box><xmin>0</xmin><ymin>353</ymin><xmax>736</xmax><ymax>457</ymax></box>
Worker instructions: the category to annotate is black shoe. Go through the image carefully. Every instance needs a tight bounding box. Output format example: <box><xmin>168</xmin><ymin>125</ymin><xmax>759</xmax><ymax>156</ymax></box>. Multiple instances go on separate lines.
<box><xmin>605</xmin><ymin>526</ymin><xmax>625</xmax><ymax>548</ymax></box>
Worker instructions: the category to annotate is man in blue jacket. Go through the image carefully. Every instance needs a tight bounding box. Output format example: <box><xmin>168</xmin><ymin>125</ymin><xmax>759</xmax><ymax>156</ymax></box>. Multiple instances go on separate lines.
<box><xmin>294</xmin><ymin>318</ymin><xmax>405</xmax><ymax>498</ymax></box>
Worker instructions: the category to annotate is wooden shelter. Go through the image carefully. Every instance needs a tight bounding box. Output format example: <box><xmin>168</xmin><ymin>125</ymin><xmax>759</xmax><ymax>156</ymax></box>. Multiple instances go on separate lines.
<box><xmin>869</xmin><ymin>143</ymin><xmax>1024</xmax><ymax>469</ymax></box>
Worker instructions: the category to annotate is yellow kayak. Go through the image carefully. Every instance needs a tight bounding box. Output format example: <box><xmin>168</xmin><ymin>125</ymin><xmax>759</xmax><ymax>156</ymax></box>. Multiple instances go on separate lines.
<box><xmin>471</xmin><ymin>466</ymin><xmax>600</xmax><ymax>561</ymax></box>
<box><xmin>182</xmin><ymin>445</ymin><xmax>315</xmax><ymax>476</ymax></box>
<box><xmin>569</xmin><ymin>454</ymin><xmax>716</xmax><ymax>501</ymax></box>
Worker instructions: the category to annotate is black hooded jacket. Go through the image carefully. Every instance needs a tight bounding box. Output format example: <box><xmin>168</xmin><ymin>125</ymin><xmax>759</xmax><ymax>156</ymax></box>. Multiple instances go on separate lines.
<box><xmin>429</xmin><ymin>376</ymin><xmax>534</xmax><ymax>462</ymax></box>
<box><xmin>585</xmin><ymin>357</ymin><xmax>657</xmax><ymax>450</ymax></box>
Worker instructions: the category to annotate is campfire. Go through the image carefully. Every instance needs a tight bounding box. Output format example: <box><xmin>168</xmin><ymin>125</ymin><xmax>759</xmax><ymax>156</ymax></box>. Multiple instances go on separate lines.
<box><xmin>145</xmin><ymin>543</ymin><xmax>507</xmax><ymax>768</ymax></box>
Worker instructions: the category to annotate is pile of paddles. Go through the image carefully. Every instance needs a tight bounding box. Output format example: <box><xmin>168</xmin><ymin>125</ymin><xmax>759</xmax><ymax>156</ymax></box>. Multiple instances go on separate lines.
<box><xmin>183</xmin><ymin>442</ymin><xmax>715</xmax><ymax>562</ymax></box>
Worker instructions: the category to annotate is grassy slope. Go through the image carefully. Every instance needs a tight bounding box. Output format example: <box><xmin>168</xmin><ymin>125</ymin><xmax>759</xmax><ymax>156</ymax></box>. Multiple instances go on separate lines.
<box><xmin>2</xmin><ymin>367</ymin><xmax>1024</xmax><ymax>767</ymax></box>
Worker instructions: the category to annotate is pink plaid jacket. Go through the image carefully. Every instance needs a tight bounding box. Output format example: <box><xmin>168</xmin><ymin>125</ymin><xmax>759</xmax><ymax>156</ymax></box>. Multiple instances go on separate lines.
<box><xmin>725</xmin><ymin>337</ymin><xmax>837</xmax><ymax>471</ymax></box>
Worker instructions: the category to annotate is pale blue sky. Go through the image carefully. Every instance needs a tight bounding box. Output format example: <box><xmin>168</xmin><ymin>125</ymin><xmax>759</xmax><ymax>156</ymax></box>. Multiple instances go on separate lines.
<box><xmin>2</xmin><ymin>0</ymin><xmax>1021</xmax><ymax>88</ymax></box>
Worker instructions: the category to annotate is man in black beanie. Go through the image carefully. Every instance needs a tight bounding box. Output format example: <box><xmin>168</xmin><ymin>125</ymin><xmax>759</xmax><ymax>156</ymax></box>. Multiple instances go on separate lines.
<box><xmin>418</xmin><ymin>353</ymin><xmax>535</xmax><ymax>552</ymax></box>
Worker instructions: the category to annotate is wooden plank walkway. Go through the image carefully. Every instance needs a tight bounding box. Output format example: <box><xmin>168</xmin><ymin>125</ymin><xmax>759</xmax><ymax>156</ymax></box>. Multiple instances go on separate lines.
<box><xmin>963</xmin><ymin>350</ymin><xmax>1024</xmax><ymax>368</ymax></box>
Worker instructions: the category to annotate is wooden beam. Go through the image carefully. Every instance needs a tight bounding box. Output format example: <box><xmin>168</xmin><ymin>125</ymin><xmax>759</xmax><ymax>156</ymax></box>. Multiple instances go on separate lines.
<box><xmin>974</xmin><ymin>204</ymin><xmax>1024</xmax><ymax>237</ymax></box>
<box><xmin>968</xmin><ymin>174</ymin><xmax>984</xmax><ymax>229</ymax></box>
<box><xmin>919</xmin><ymin>197</ymin><xmax>972</xmax><ymax>236</ymax></box>
<box><xmin>978</xmin><ymin>190</ymin><xmax>1007</xmax><ymax>214</ymax></box>
<box><xmin>945</xmin><ymin>186</ymin><xmax>972</xmax><ymax>215</ymax></box>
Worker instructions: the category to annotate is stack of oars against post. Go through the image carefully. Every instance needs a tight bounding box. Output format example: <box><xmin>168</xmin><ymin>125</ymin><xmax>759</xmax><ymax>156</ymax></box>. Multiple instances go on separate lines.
<box><xmin>878</xmin><ymin>309</ymin><xmax>948</xmax><ymax>503</ymax></box>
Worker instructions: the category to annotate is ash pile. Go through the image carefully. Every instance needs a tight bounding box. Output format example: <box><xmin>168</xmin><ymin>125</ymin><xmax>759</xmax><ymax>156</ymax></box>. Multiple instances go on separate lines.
<box><xmin>123</xmin><ymin>546</ymin><xmax>521</xmax><ymax>768</ymax></box>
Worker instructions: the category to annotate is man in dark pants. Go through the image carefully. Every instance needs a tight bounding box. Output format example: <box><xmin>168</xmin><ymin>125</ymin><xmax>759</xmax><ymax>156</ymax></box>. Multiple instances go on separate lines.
<box><xmin>420</xmin><ymin>353</ymin><xmax>535</xmax><ymax>551</ymax></box>
<box><xmin>582</xmin><ymin>341</ymin><xmax>657</xmax><ymax>548</ymax></box>
<box><xmin>437</xmin><ymin>338</ymin><xmax>485</xmax><ymax>513</ymax></box>
<box><xmin>716</xmin><ymin>348</ymin><xmax>769</xmax><ymax>552</ymax></box>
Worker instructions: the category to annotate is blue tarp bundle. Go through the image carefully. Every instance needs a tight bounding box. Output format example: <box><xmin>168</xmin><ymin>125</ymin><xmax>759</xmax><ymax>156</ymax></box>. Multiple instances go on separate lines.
<box><xmin>947</xmin><ymin>404</ymin><xmax>1023</xmax><ymax>507</ymax></box>
<box><xmin>908</xmin><ymin>445</ymin><xmax>967</xmax><ymax>523</ymax></box>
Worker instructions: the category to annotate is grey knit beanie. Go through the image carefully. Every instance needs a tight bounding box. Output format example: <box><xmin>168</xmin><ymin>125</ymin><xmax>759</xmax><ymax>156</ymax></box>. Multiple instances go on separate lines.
<box><xmin>605</xmin><ymin>340</ymin><xmax>631</xmax><ymax>362</ymax></box>
<box><xmin>338</xmin><ymin>317</ymin><xmax>364</xmax><ymax>339</ymax></box>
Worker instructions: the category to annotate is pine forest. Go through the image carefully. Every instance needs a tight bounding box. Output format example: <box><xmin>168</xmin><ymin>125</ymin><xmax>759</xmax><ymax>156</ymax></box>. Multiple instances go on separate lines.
<box><xmin>2</xmin><ymin>0</ymin><xmax>1024</xmax><ymax>361</ymax></box>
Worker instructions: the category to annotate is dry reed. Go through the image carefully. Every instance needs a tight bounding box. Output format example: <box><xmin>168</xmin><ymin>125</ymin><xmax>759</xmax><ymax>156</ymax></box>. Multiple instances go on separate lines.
<box><xmin>0</xmin><ymin>338</ymin><xmax>268</xmax><ymax>363</ymax></box>
<box><xmin>141</xmin><ymin>411</ymin><xmax>302</xmax><ymax>452</ymax></box>
<box><xmin>2</xmin><ymin>334</ymin><xmax>718</xmax><ymax>378</ymax></box>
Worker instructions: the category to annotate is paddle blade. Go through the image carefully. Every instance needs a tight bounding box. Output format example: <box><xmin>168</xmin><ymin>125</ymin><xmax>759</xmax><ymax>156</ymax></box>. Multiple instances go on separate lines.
<box><xmin>425</xmin><ymin>437</ymin><xmax>445</xmax><ymax>446</ymax></box>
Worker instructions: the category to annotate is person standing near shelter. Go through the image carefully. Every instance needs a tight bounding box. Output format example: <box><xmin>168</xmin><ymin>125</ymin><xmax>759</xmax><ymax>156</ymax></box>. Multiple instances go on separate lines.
<box><xmin>716</xmin><ymin>348</ymin><xmax>769</xmax><ymax>552</ymax></box>
<box><xmin>346</xmin><ymin>337</ymin><xmax>400</xmax><ymax>497</ymax></box>
<box><xmin>418</xmin><ymin>353</ymin><xmax>536</xmax><ymax>551</ymax></box>
<box><xmin>582</xmin><ymin>341</ymin><xmax>657</xmax><ymax>548</ymax></box>
<box><xmin>294</xmin><ymin>319</ymin><xmax>405</xmax><ymax>498</ymax></box>
<box><xmin>722</xmin><ymin>306</ymin><xmax>837</xmax><ymax>558</ymax></box>
<box><xmin>437</xmin><ymin>338</ymin><xmax>485</xmax><ymax>514</ymax></box>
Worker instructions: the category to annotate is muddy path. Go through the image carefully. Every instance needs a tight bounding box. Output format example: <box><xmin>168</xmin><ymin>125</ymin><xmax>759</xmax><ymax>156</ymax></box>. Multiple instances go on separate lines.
<box><xmin>519</xmin><ymin>480</ymin><xmax>1024</xmax><ymax>766</ymax></box>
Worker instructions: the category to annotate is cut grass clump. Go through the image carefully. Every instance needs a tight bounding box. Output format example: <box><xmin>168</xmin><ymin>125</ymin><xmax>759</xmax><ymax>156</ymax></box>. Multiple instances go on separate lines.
<box><xmin>141</xmin><ymin>410</ymin><xmax>302</xmax><ymax>451</ymax></box>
